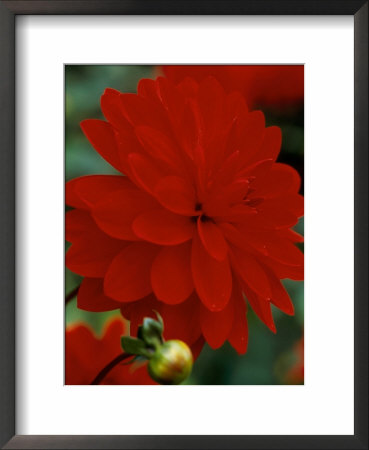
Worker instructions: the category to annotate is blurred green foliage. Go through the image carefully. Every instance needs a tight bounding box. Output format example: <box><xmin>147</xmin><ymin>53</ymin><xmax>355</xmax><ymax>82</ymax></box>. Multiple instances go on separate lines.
<box><xmin>65</xmin><ymin>65</ymin><xmax>304</xmax><ymax>385</ymax></box>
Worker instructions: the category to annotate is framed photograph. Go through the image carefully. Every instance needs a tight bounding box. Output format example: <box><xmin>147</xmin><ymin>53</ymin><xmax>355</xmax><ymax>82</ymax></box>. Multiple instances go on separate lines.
<box><xmin>0</xmin><ymin>1</ymin><xmax>367</xmax><ymax>449</ymax></box>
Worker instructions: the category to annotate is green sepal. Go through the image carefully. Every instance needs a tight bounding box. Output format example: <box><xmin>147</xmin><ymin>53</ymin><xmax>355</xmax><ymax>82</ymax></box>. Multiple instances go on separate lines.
<box><xmin>121</xmin><ymin>336</ymin><xmax>149</xmax><ymax>357</ymax></box>
<box><xmin>141</xmin><ymin>316</ymin><xmax>163</xmax><ymax>349</ymax></box>
<box><xmin>153</xmin><ymin>311</ymin><xmax>164</xmax><ymax>327</ymax></box>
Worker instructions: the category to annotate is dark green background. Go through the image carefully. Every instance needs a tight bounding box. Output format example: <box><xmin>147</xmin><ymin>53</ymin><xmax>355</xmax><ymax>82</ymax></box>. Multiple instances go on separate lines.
<box><xmin>65</xmin><ymin>65</ymin><xmax>304</xmax><ymax>385</ymax></box>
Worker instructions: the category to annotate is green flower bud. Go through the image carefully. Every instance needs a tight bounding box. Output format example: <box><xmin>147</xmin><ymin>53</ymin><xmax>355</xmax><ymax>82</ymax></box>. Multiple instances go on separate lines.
<box><xmin>148</xmin><ymin>340</ymin><xmax>193</xmax><ymax>385</ymax></box>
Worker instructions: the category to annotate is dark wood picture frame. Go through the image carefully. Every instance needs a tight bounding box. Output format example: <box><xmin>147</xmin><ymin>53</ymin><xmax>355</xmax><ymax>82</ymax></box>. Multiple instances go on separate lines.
<box><xmin>0</xmin><ymin>1</ymin><xmax>367</xmax><ymax>449</ymax></box>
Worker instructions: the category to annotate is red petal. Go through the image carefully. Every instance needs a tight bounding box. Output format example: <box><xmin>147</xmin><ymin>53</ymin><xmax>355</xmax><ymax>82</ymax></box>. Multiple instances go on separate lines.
<box><xmin>119</xmin><ymin>93</ymin><xmax>153</xmax><ymax>126</ymax></box>
<box><xmin>160</xmin><ymin>294</ymin><xmax>202</xmax><ymax>345</ymax></box>
<box><xmin>66</xmin><ymin>241</ymin><xmax>122</xmax><ymax>277</ymax></box>
<box><xmin>265</xmin><ymin>258</ymin><xmax>304</xmax><ymax>281</ymax></box>
<box><xmin>198</xmin><ymin>76</ymin><xmax>225</xmax><ymax>140</ymax></box>
<box><xmin>155</xmin><ymin>176</ymin><xmax>197</xmax><ymax>216</ymax></box>
<box><xmin>228</xmin><ymin>282</ymin><xmax>248</xmax><ymax>354</ymax></box>
<box><xmin>216</xmin><ymin>150</ymin><xmax>240</xmax><ymax>186</ymax></box>
<box><xmin>249</xmin><ymin>126</ymin><xmax>282</xmax><ymax>164</ymax></box>
<box><xmin>258</xmin><ymin>204</ymin><xmax>299</xmax><ymax>229</ymax></box>
<box><xmin>66</xmin><ymin>180</ymin><xmax>88</xmax><ymax>210</ymax></box>
<box><xmin>133</xmin><ymin>209</ymin><xmax>195</xmax><ymax>245</ymax></box>
<box><xmin>77</xmin><ymin>278</ymin><xmax>122</xmax><ymax>312</ymax></box>
<box><xmin>237</xmin><ymin>111</ymin><xmax>266</xmax><ymax>166</ymax></box>
<box><xmin>265</xmin><ymin>237</ymin><xmax>304</xmax><ymax>267</ymax></box>
<box><xmin>137</xmin><ymin>78</ymin><xmax>160</xmax><ymax>103</ymax></box>
<box><xmin>113</xmin><ymin>128</ymin><xmax>144</xmax><ymax>174</ymax></box>
<box><xmin>264</xmin><ymin>268</ymin><xmax>295</xmax><ymax>315</ymax></box>
<box><xmin>216</xmin><ymin>179</ymin><xmax>250</xmax><ymax>205</ymax></box>
<box><xmin>65</xmin><ymin>325</ymin><xmax>100</xmax><ymax>384</ymax></box>
<box><xmin>236</xmin><ymin>230</ymin><xmax>304</xmax><ymax>267</ymax></box>
<box><xmin>92</xmin><ymin>188</ymin><xmax>158</xmax><ymax>240</ymax></box>
<box><xmin>66</xmin><ymin>175</ymin><xmax>133</xmax><ymax>210</ymax></box>
<box><xmin>175</xmin><ymin>101</ymin><xmax>201</xmax><ymax>158</ymax></box>
<box><xmin>230</xmin><ymin>248</ymin><xmax>272</xmax><ymax>299</ymax></box>
<box><xmin>157</xmin><ymin>77</ymin><xmax>186</xmax><ymax>127</ymax></box>
<box><xmin>127</xmin><ymin>152</ymin><xmax>164</xmax><ymax>195</ymax></box>
<box><xmin>242</xmin><ymin>204</ymin><xmax>299</xmax><ymax>230</ymax></box>
<box><xmin>253</xmin><ymin>163</ymin><xmax>301</xmax><ymax>198</ymax></box>
<box><xmin>212</xmin><ymin>204</ymin><xmax>257</xmax><ymax>223</ymax></box>
<box><xmin>269</xmin><ymin>194</ymin><xmax>304</xmax><ymax>217</ymax></box>
<box><xmin>66</xmin><ymin>209</ymin><xmax>91</xmax><ymax>242</ymax></box>
<box><xmin>218</xmin><ymin>223</ymin><xmax>256</xmax><ymax>254</ymax></box>
<box><xmin>197</xmin><ymin>218</ymin><xmax>228</xmax><ymax>261</ymax></box>
<box><xmin>225</xmin><ymin>91</ymin><xmax>249</xmax><ymax>120</ymax></box>
<box><xmin>151</xmin><ymin>243</ymin><xmax>194</xmax><ymax>304</ymax></box>
<box><xmin>238</xmin><ymin>158</ymin><xmax>273</xmax><ymax>180</ymax></box>
<box><xmin>243</xmin><ymin>283</ymin><xmax>276</xmax><ymax>333</ymax></box>
<box><xmin>200</xmin><ymin>296</ymin><xmax>234</xmax><ymax>349</ymax></box>
<box><xmin>176</xmin><ymin>77</ymin><xmax>199</xmax><ymax>98</ymax></box>
<box><xmin>135</xmin><ymin>125</ymin><xmax>182</xmax><ymax>170</ymax></box>
<box><xmin>191</xmin><ymin>231</ymin><xmax>232</xmax><ymax>311</ymax></box>
<box><xmin>100</xmin><ymin>88</ymin><xmax>130</xmax><ymax>132</ymax></box>
<box><xmin>280</xmin><ymin>228</ymin><xmax>304</xmax><ymax>243</ymax></box>
<box><xmin>190</xmin><ymin>336</ymin><xmax>205</xmax><ymax>360</ymax></box>
<box><xmin>80</xmin><ymin>119</ymin><xmax>122</xmax><ymax>172</ymax></box>
<box><xmin>120</xmin><ymin>93</ymin><xmax>168</xmax><ymax>133</ymax></box>
<box><xmin>104</xmin><ymin>242</ymin><xmax>158</xmax><ymax>302</ymax></box>
<box><xmin>66</xmin><ymin>212</ymin><xmax>126</xmax><ymax>277</ymax></box>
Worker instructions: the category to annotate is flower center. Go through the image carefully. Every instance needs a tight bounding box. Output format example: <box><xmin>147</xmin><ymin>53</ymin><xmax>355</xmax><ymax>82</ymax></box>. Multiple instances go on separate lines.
<box><xmin>191</xmin><ymin>203</ymin><xmax>213</xmax><ymax>224</ymax></box>
<box><xmin>200</xmin><ymin>214</ymin><xmax>212</xmax><ymax>223</ymax></box>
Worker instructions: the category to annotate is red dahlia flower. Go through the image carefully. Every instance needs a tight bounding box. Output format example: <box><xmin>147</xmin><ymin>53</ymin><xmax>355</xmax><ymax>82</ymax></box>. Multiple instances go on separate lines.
<box><xmin>66</xmin><ymin>75</ymin><xmax>304</xmax><ymax>355</ymax></box>
<box><xmin>162</xmin><ymin>65</ymin><xmax>304</xmax><ymax>111</ymax></box>
<box><xmin>65</xmin><ymin>317</ymin><xmax>156</xmax><ymax>385</ymax></box>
